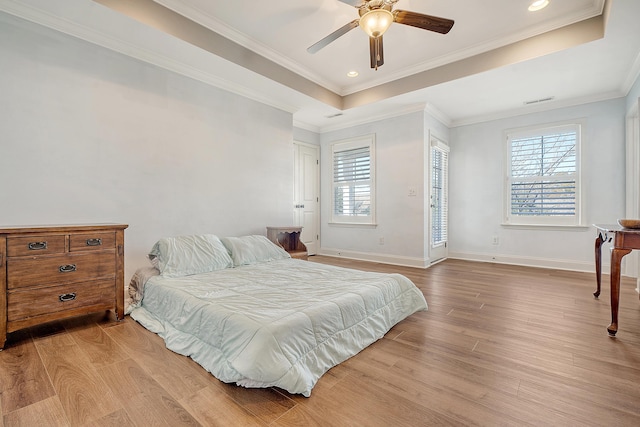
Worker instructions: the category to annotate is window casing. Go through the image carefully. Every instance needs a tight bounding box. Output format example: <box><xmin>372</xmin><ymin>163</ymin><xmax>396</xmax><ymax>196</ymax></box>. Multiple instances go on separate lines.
<box><xmin>331</xmin><ymin>135</ymin><xmax>376</xmax><ymax>225</ymax></box>
<box><xmin>504</xmin><ymin>123</ymin><xmax>582</xmax><ymax>226</ymax></box>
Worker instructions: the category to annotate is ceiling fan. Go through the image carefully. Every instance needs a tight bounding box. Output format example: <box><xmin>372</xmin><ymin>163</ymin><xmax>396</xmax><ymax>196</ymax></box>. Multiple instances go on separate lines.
<box><xmin>307</xmin><ymin>0</ymin><xmax>454</xmax><ymax>70</ymax></box>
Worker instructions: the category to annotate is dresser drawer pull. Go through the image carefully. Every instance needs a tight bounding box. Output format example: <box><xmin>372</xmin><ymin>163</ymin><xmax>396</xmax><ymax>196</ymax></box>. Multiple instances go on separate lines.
<box><xmin>86</xmin><ymin>238</ymin><xmax>102</xmax><ymax>246</ymax></box>
<box><xmin>59</xmin><ymin>264</ymin><xmax>77</xmax><ymax>273</ymax></box>
<box><xmin>28</xmin><ymin>241</ymin><xmax>48</xmax><ymax>250</ymax></box>
<box><xmin>59</xmin><ymin>293</ymin><xmax>77</xmax><ymax>302</ymax></box>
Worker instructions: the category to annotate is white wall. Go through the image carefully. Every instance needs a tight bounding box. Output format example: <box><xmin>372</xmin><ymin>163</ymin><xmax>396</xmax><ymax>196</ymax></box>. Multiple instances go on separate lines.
<box><xmin>293</xmin><ymin>127</ymin><xmax>320</xmax><ymax>146</ymax></box>
<box><xmin>319</xmin><ymin>110</ymin><xmax>449</xmax><ymax>267</ymax></box>
<box><xmin>448</xmin><ymin>98</ymin><xmax>627</xmax><ymax>272</ymax></box>
<box><xmin>0</xmin><ymin>13</ymin><xmax>294</xmax><ymax>281</ymax></box>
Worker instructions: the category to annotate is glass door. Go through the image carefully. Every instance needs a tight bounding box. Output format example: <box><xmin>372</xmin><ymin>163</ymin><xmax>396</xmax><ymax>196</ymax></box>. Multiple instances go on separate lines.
<box><xmin>430</xmin><ymin>137</ymin><xmax>449</xmax><ymax>263</ymax></box>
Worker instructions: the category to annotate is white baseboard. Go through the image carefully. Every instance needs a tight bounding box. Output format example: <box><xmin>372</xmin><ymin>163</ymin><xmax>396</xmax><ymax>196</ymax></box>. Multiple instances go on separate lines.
<box><xmin>318</xmin><ymin>248</ymin><xmax>429</xmax><ymax>269</ymax></box>
<box><xmin>448</xmin><ymin>251</ymin><xmax>597</xmax><ymax>273</ymax></box>
<box><xmin>317</xmin><ymin>248</ymin><xmax>640</xmax><ymax>279</ymax></box>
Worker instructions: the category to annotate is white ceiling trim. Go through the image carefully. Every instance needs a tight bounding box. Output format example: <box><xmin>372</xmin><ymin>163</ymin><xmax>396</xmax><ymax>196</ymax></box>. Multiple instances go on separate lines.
<box><xmin>292</xmin><ymin>119</ymin><xmax>321</xmax><ymax>134</ymax></box>
<box><xmin>424</xmin><ymin>103</ymin><xmax>452</xmax><ymax>128</ymax></box>
<box><xmin>154</xmin><ymin>0</ymin><xmax>607</xmax><ymax>97</ymax></box>
<box><xmin>342</xmin><ymin>3</ymin><xmax>608</xmax><ymax>95</ymax></box>
<box><xmin>449</xmin><ymin>90</ymin><xmax>625</xmax><ymax>128</ymax></box>
<box><xmin>293</xmin><ymin>102</ymin><xmax>452</xmax><ymax>133</ymax></box>
<box><xmin>622</xmin><ymin>51</ymin><xmax>640</xmax><ymax>96</ymax></box>
<box><xmin>155</xmin><ymin>0</ymin><xmax>343</xmax><ymax>94</ymax></box>
<box><xmin>316</xmin><ymin>102</ymin><xmax>430</xmax><ymax>133</ymax></box>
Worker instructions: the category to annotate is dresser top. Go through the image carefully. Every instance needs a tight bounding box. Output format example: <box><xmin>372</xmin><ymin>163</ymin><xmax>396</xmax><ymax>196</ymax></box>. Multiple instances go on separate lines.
<box><xmin>0</xmin><ymin>223</ymin><xmax>128</xmax><ymax>234</ymax></box>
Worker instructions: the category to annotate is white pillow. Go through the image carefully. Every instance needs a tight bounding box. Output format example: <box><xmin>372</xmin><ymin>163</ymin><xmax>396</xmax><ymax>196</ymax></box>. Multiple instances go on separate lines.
<box><xmin>148</xmin><ymin>234</ymin><xmax>233</xmax><ymax>277</ymax></box>
<box><xmin>220</xmin><ymin>235</ymin><xmax>291</xmax><ymax>266</ymax></box>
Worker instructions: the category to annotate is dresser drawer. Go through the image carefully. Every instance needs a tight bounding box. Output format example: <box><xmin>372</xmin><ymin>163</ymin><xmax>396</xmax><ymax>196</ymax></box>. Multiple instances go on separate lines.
<box><xmin>69</xmin><ymin>231</ymin><xmax>116</xmax><ymax>252</ymax></box>
<box><xmin>7</xmin><ymin>279</ymin><xmax>115</xmax><ymax>322</ymax></box>
<box><xmin>7</xmin><ymin>251</ymin><xmax>116</xmax><ymax>289</ymax></box>
<box><xmin>7</xmin><ymin>234</ymin><xmax>66</xmax><ymax>257</ymax></box>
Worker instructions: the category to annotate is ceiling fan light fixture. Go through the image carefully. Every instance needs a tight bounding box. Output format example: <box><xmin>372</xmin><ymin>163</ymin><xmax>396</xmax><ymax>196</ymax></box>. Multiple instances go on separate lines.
<box><xmin>359</xmin><ymin>9</ymin><xmax>394</xmax><ymax>38</ymax></box>
<box><xmin>528</xmin><ymin>0</ymin><xmax>550</xmax><ymax>12</ymax></box>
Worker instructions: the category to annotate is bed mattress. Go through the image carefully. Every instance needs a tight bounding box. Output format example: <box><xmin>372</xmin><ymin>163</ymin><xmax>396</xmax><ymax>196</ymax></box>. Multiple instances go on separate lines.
<box><xmin>129</xmin><ymin>258</ymin><xmax>427</xmax><ymax>396</ymax></box>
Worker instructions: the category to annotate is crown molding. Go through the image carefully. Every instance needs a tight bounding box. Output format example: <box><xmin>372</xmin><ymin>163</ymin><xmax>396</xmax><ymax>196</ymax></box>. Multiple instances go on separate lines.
<box><xmin>154</xmin><ymin>0</ymin><xmax>343</xmax><ymax>95</ymax></box>
<box><xmin>449</xmin><ymin>90</ymin><xmax>625</xmax><ymax>128</ymax></box>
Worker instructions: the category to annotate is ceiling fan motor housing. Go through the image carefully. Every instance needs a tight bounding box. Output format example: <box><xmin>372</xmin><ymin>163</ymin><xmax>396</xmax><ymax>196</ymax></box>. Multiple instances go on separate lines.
<box><xmin>358</xmin><ymin>0</ymin><xmax>398</xmax><ymax>16</ymax></box>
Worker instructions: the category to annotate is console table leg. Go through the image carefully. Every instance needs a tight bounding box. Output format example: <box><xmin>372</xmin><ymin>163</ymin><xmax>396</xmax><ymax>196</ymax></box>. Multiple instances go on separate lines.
<box><xmin>594</xmin><ymin>234</ymin><xmax>604</xmax><ymax>298</ymax></box>
<box><xmin>607</xmin><ymin>247</ymin><xmax>632</xmax><ymax>336</ymax></box>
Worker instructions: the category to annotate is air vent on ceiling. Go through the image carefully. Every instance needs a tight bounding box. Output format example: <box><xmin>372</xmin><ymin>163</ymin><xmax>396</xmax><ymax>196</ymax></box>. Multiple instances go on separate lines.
<box><xmin>523</xmin><ymin>96</ymin><xmax>555</xmax><ymax>105</ymax></box>
<box><xmin>325</xmin><ymin>113</ymin><xmax>344</xmax><ymax>119</ymax></box>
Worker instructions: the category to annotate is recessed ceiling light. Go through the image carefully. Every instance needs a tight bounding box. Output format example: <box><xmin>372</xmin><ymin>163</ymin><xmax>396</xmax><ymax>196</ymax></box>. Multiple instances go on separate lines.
<box><xmin>347</xmin><ymin>71</ymin><xmax>359</xmax><ymax>78</ymax></box>
<box><xmin>528</xmin><ymin>0</ymin><xmax>549</xmax><ymax>12</ymax></box>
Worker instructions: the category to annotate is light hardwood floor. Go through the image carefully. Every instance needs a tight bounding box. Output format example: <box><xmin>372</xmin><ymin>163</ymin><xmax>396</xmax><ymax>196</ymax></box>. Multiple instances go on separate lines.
<box><xmin>1</xmin><ymin>257</ymin><xmax>640</xmax><ymax>426</ymax></box>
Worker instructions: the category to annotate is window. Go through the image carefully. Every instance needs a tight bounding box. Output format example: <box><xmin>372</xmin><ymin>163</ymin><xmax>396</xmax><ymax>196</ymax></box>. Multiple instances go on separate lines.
<box><xmin>431</xmin><ymin>142</ymin><xmax>449</xmax><ymax>247</ymax></box>
<box><xmin>505</xmin><ymin>123</ymin><xmax>582</xmax><ymax>226</ymax></box>
<box><xmin>331</xmin><ymin>135</ymin><xmax>376</xmax><ymax>225</ymax></box>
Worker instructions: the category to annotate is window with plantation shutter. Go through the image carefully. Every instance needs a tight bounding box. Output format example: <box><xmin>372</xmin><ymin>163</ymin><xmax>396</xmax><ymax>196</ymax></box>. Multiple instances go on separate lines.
<box><xmin>331</xmin><ymin>136</ymin><xmax>376</xmax><ymax>225</ymax></box>
<box><xmin>431</xmin><ymin>145</ymin><xmax>448</xmax><ymax>246</ymax></box>
<box><xmin>505</xmin><ymin>123</ymin><xmax>582</xmax><ymax>226</ymax></box>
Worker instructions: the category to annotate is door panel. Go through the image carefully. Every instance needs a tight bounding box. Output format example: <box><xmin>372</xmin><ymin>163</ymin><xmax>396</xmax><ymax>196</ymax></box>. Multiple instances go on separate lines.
<box><xmin>294</xmin><ymin>143</ymin><xmax>319</xmax><ymax>255</ymax></box>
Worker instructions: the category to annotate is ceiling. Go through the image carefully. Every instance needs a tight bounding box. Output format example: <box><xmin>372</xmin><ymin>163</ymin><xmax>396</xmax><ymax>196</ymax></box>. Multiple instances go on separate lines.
<box><xmin>2</xmin><ymin>0</ymin><xmax>640</xmax><ymax>132</ymax></box>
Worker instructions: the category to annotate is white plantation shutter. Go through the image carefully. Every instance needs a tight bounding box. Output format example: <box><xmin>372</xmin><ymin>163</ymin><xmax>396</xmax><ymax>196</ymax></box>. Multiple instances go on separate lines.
<box><xmin>506</xmin><ymin>124</ymin><xmax>581</xmax><ymax>225</ymax></box>
<box><xmin>431</xmin><ymin>145</ymin><xmax>448</xmax><ymax>246</ymax></box>
<box><xmin>331</xmin><ymin>136</ymin><xmax>375</xmax><ymax>224</ymax></box>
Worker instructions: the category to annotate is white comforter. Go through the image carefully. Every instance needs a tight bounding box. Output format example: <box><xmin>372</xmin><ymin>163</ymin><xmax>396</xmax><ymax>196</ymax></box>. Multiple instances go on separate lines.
<box><xmin>129</xmin><ymin>258</ymin><xmax>427</xmax><ymax>396</ymax></box>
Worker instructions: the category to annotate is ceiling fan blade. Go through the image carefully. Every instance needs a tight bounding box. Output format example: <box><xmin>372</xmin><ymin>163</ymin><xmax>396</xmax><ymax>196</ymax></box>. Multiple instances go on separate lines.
<box><xmin>307</xmin><ymin>19</ymin><xmax>359</xmax><ymax>54</ymax></box>
<box><xmin>338</xmin><ymin>0</ymin><xmax>365</xmax><ymax>7</ymax></box>
<box><xmin>369</xmin><ymin>36</ymin><xmax>384</xmax><ymax>70</ymax></box>
<box><xmin>394</xmin><ymin>10</ymin><xmax>454</xmax><ymax>34</ymax></box>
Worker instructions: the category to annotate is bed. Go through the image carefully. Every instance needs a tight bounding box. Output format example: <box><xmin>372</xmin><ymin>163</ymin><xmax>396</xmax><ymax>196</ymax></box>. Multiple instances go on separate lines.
<box><xmin>127</xmin><ymin>234</ymin><xmax>428</xmax><ymax>397</ymax></box>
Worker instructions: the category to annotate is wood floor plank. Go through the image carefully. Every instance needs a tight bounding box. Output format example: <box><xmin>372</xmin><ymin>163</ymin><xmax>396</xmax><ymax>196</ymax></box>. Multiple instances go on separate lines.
<box><xmin>60</xmin><ymin>315</ymin><xmax>128</xmax><ymax>369</ymax></box>
<box><xmin>376</xmin><ymin>338</ymin><xmax>522</xmax><ymax>397</ymax></box>
<box><xmin>211</xmin><ymin>383</ymin><xmax>296</xmax><ymax>425</ymax></box>
<box><xmin>179</xmin><ymin>384</ymin><xmax>269</xmax><ymax>426</ymax></box>
<box><xmin>278</xmin><ymin>371</ymin><xmax>462</xmax><ymax>427</ymax></box>
<box><xmin>517</xmin><ymin>377</ymin><xmax>640</xmax><ymax>425</ymax></box>
<box><xmin>2</xmin><ymin>396</ymin><xmax>69</xmax><ymax>427</ymax></box>
<box><xmin>339</xmin><ymin>344</ymin><xmax>544</xmax><ymax>426</ymax></box>
<box><xmin>33</xmin><ymin>331</ymin><xmax>122</xmax><ymax>426</ymax></box>
<box><xmin>0</xmin><ymin>330</ymin><xmax>56</xmax><ymax>415</ymax></box>
<box><xmin>97</xmin><ymin>357</ymin><xmax>200</xmax><ymax>426</ymax></box>
<box><xmin>90</xmin><ymin>409</ymin><xmax>136</xmax><ymax>427</ymax></box>
<box><xmin>101</xmin><ymin>319</ymin><xmax>211</xmax><ymax>401</ymax></box>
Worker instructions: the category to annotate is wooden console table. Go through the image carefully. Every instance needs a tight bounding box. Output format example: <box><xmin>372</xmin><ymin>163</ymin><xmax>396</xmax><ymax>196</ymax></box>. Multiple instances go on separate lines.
<box><xmin>593</xmin><ymin>224</ymin><xmax>640</xmax><ymax>336</ymax></box>
<box><xmin>266</xmin><ymin>226</ymin><xmax>308</xmax><ymax>260</ymax></box>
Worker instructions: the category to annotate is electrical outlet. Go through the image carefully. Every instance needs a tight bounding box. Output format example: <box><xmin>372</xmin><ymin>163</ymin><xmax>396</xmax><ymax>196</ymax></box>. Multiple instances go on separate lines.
<box><xmin>492</xmin><ymin>235</ymin><xmax>499</xmax><ymax>245</ymax></box>
<box><xmin>408</xmin><ymin>187</ymin><xmax>417</xmax><ymax>197</ymax></box>
<box><xmin>379</xmin><ymin>237</ymin><xmax>385</xmax><ymax>245</ymax></box>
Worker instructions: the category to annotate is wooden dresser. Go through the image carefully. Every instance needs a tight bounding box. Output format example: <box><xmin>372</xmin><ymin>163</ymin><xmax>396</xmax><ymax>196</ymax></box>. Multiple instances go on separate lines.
<box><xmin>0</xmin><ymin>224</ymin><xmax>127</xmax><ymax>349</ymax></box>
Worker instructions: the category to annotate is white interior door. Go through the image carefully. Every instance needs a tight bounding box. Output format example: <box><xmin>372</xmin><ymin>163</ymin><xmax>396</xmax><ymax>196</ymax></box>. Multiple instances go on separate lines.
<box><xmin>429</xmin><ymin>136</ymin><xmax>449</xmax><ymax>263</ymax></box>
<box><xmin>294</xmin><ymin>142</ymin><xmax>319</xmax><ymax>255</ymax></box>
